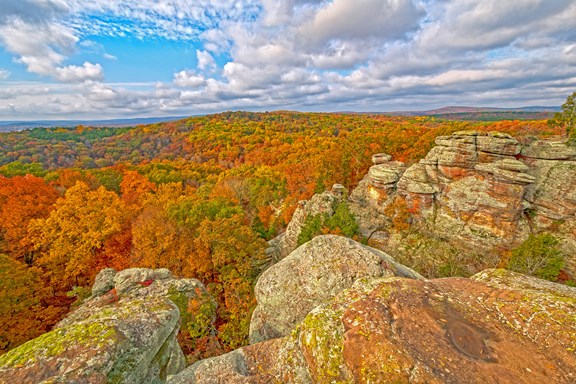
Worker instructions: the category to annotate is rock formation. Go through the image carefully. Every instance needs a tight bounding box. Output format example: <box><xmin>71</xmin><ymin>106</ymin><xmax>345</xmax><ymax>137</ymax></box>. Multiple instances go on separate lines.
<box><xmin>267</xmin><ymin>184</ymin><xmax>346</xmax><ymax>260</ymax></box>
<box><xmin>249</xmin><ymin>235</ymin><xmax>422</xmax><ymax>343</ymax></box>
<box><xmin>349</xmin><ymin>132</ymin><xmax>576</xmax><ymax>275</ymax></box>
<box><xmin>172</xmin><ymin>268</ymin><xmax>576</xmax><ymax>383</ymax></box>
<box><xmin>0</xmin><ymin>268</ymin><xmax>216</xmax><ymax>384</ymax></box>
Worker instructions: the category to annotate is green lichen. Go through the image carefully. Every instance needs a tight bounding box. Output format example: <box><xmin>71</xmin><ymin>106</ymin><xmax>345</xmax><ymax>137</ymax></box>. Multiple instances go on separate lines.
<box><xmin>299</xmin><ymin>307</ymin><xmax>350</xmax><ymax>384</ymax></box>
<box><xmin>0</xmin><ymin>321</ymin><xmax>116</xmax><ymax>368</ymax></box>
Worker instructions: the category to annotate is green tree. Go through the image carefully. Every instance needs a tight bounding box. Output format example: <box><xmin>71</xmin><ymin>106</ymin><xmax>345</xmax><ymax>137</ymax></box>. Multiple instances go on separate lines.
<box><xmin>506</xmin><ymin>233</ymin><xmax>564</xmax><ymax>281</ymax></box>
<box><xmin>549</xmin><ymin>91</ymin><xmax>576</xmax><ymax>141</ymax></box>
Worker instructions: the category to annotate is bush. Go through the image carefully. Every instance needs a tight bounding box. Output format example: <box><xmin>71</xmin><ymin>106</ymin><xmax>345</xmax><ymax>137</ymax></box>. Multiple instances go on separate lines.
<box><xmin>507</xmin><ymin>233</ymin><xmax>564</xmax><ymax>281</ymax></box>
<box><xmin>297</xmin><ymin>202</ymin><xmax>361</xmax><ymax>246</ymax></box>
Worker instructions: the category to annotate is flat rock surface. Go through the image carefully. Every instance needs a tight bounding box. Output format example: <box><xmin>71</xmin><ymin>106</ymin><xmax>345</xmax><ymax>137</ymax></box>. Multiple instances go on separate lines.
<box><xmin>180</xmin><ymin>269</ymin><xmax>576</xmax><ymax>384</ymax></box>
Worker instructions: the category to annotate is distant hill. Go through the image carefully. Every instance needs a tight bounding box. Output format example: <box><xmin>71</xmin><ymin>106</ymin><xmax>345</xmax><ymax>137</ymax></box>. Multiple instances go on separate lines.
<box><xmin>0</xmin><ymin>106</ymin><xmax>561</xmax><ymax>132</ymax></box>
<box><xmin>0</xmin><ymin>116</ymin><xmax>189</xmax><ymax>132</ymax></box>
<box><xmin>390</xmin><ymin>105</ymin><xmax>560</xmax><ymax>116</ymax></box>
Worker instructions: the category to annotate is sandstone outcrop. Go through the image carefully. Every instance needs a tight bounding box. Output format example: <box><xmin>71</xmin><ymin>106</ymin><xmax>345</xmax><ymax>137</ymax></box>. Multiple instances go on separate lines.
<box><xmin>0</xmin><ymin>268</ymin><xmax>216</xmax><ymax>384</ymax></box>
<box><xmin>250</xmin><ymin>235</ymin><xmax>422</xmax><ymax>343</ymax></box>
<box><xmin>350</xmin><ymin>133</ymin><xmax>576</xmax><ymax>259</ymax></box>
<box><xmin>267</xmin><ymin>185</ymin><xmax>346</xmax><ymax>259</ymax></box>
<box><xmin>173</xmin><ymin>269</ymin><xmax>576</xmax><ymax>384</ymax></box>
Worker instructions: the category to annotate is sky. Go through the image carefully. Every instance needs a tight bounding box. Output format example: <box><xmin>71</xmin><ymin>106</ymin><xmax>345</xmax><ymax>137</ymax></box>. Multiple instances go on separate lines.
<box><xmin>0</xmin><ymin>0</ymin><xmax>575</xmax><ymax>120</ymax></box>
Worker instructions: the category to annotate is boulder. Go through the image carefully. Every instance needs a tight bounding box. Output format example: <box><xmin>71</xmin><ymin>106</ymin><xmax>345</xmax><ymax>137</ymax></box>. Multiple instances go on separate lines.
<box><xmin>367</xmin><ymin>161</ymin><xmax>406</xmax><ymax>189</ymax></box>
<box><xmin>249</xmin><ymin>235</ymin><xmax>422</xmax><ymax>343</ymax></box>
<box><xmin>0</xmin><ymin>268</ymin><xmax>216</xmax><ymax>384</ymax></box>
<box><xmin>180</xmin><ymin>269</ymin><xmax>576</xmax><ymax>384</ymax></box>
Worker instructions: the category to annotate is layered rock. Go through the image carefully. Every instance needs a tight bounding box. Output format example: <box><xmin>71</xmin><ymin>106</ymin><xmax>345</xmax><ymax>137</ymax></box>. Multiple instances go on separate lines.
<box><xmin>250</xmin><ymin>235</ymin><xmax>422</xmax><ymax>343</ymax></box>
<box><xmin>173</xmin><ymin>269</ymin><xmax>576</xmax><ymax>384</ymax></box>
<box><xmin>350</xmin><ymin>132</ymin><xmax>576</xmax><ymax>255</ymax></box>
<box><xmin>0</xmin><ymin>268</ymin><xmax>216</xmax><ymax>384</ymax></box>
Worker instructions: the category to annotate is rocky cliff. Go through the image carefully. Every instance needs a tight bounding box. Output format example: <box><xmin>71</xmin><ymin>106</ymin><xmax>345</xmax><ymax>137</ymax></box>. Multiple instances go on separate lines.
<box><xmin>0</xmin><ymin>268</ymin><xmax>216</xmax><ymax>384</ymax></box>
<box><xmin>348</xmin><ymin>132</ymin><xmax>576</xmax><ymax>276</ymax></box>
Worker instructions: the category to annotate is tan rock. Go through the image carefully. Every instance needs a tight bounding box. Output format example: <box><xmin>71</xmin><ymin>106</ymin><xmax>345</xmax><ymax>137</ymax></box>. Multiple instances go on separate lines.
<box><xmin>0</xmin><ymin>268</ymin><xmax>216</xmax><ymax>384</ymax></box>
<box><xmin>178</xmin><ymin>270</ymin><xmax>576</xmax><ymax>384</ymax></box>
<box><xmin>250</xmin><ymin>235</ymin><xmax>422</xmax><ymax>343</ymax></box>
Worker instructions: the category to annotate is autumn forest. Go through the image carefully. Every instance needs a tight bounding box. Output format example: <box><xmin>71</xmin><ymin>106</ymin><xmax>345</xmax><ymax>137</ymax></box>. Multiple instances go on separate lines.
<box><xmin>0</xmin><ymin>111</ymin><xmax>563</xmax><ymax>361</ymax></box>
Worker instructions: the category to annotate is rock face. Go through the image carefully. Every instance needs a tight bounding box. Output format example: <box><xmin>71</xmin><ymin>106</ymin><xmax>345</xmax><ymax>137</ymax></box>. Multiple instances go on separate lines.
<box><xmin>0</xmin><ymin>268</ymin><xmax>216</xmax><ymax>384</ymax></box>
<box><xmin>173</xmin><ymin>269</ymin><xmax>576</xmax><ymax>384</ymax></box>
<box><xmin>351</xmin><ymin>133</ymin><xmax>576</xmax><ymax>260</ymax></box>
<box><xmin>267</xmin><ymin>185</ymin><xmax>345</xmax><ymax>260</ymax></box>
<box><xmin>250</xmin><ymin>235</ymin><xmax>422</xmax><ymax>343</ymax></box>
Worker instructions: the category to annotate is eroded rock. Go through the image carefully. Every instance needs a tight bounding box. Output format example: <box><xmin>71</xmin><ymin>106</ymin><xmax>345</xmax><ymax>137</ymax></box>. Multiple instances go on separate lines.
<box><xmin>250</xmin><ymin>235</ymin><xmax>422</xmax><ymax>343</ymax></box>
<box><xmin>267</xmin><ymin>190</ymin><xmax>344</xmax><ymax>260</ymax></box>
<box><xmin>0</xmin><ymin>268</ymin><xmax>216</xmax><ymax>384</ymax></box>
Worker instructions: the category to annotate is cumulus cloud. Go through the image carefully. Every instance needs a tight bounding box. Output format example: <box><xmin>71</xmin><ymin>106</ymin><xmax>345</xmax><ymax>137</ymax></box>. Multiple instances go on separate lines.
<box><xmin>0</xmin><ymin>1</ymin><xmax>104</xmax><ymax>82</ymax></box>
<box><xmin>0</xmin><ymin>0</ymin><xmax>575</xmax><ymax>119</ymax></box>
<box><xmin>173</xmin><ymin>71</ymin><xmax>206</xmax><ymax>88</ymax></box>
<box><xmin>55</xmin><ymin>62</ymin><xmax>104</xmax><ymax>82</ymax></box>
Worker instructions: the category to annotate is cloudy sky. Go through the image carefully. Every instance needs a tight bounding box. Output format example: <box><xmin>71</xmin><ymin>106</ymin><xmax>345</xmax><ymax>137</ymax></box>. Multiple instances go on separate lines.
<box><xmin>0</xmin><ymin>0</ymin><xmax>575</xmax><ymax>120</ymax></box>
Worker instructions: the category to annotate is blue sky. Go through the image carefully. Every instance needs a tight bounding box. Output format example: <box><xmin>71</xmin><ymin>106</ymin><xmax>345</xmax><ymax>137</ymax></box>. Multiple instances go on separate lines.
<box><xmin>0</xmin><ymin>0</ymin><xmax>575</xmax><ymax>120</ymax></box>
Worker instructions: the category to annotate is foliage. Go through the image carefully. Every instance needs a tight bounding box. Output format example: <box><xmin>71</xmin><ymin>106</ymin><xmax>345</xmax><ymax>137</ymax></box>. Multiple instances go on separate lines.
<box><xmin>28</xmin><ymin>182</ymin><xmax>126</xmax><ymax>289</ymax></box>
<box><xmin>506</xmin><ymin>233</ymin><xmax>564</xmax><ymax>281</ymax></box>
<box><xmin>0</xmin><ymin>255</ymin><xmax>67</xmax><ymax>352</ymax></box>
<box><xmin>548</xmin><ymin>91</ymin><xmax>576</xmax><ymax>141</ymax></box>
<box><xmin>297</xmin><ymin>202</ymin><xmax>361</xmax><ymax>246</ymax></box>
<box><xmin>384</xmin><ymin>231</ymin><xmax>497</xmax><ymax>279</ymax></box>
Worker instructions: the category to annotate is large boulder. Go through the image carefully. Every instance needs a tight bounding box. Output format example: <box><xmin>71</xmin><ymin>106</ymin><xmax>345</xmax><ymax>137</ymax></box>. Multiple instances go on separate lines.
<box><xmin>249</xmin><ymin>235</ymin><xmax>422</xmax><ymax>343</ymax></box>
<box><xmin>0</xmin><ymin>268</ymin><xmax>216</xmax><ymax>384</ymax></box>
<box><xmin>177</xmin><ymin>269</ymin><xmax>576</xmax><ymax>384</ymax></box>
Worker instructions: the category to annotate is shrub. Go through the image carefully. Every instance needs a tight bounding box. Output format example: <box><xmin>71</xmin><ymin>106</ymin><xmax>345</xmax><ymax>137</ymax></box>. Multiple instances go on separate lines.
<box><xmin>507</xmin><ymin>233</ymin><xmax>564</xmax><ymax>281</ymax></box>
<box><xmin>297</xmin><ymin>202</ymin><xmax>361</xmax><ymax>246</ymax></box>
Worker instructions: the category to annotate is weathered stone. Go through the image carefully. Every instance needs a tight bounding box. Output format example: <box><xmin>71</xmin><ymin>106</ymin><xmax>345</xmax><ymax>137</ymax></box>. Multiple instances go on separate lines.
<box><xmin>267</xmin><ymin>190</ymin><xmax>342</xmax><ymax>259</ymax></box>
<box><xmin>476</xmin><ymin>134</ymin><xmax>520</xmax><ymax>156</ymax></box>
<box><xmin>371</xmin><ymin>153</ymin><xmax>392</xmax><ymax>164</ymax></box>
<box><xmin>525</xmin><ymin>159</ymin><xmax>576</xmax><ymax>220</ymax></box>
<box><xmin>249</xmin><ymin>235</ymin><xmax>422</xmax><ymax>343</ymax></box>
<box><xmin>184</xmin><ymin>270</ymin><xmax>576</xmax><ymax>384</ymax></box>
<box><xmin>90</xmin><ymin>267</ymin><xmax>117</xmax><ymax>298</ymax></box>
<box><xmin>397</xmin><ymin>163</ymin><xmax>438</xmax><ymax>194</ymax></box>
<box><xmin>474</xmin><ymin>159</ymin><xmax>535</xmax><ymax>185</ymax></box>
<box><xmin>0</xmin><ymin>268</ymin><xmax>216</xmax><ymax>384</ymax></box>
<box><xmin>522</xmin><ymin>140</ymin><xmax>576</xmax><ymax>160</ymax></box>
<box><xmin>331</xmin><ymin>183</ymin><xmax>346</xmax><ymax>198</ymax></box>
<box><xmin>367</xmin><ymin>161</ymin><xmax>406</xmax><ymax>188</ymax></box>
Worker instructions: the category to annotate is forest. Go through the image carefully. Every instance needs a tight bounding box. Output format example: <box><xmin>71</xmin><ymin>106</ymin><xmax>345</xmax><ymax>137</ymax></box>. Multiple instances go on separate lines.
<box><xmin>0</xmin><ymin>111</ymin><xmax>564</xmax><ymax>362</ymax></box>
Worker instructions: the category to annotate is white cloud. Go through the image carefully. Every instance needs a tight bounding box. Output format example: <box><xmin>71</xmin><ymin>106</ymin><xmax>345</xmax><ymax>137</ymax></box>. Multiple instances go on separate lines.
<box><xmin>55</xmin><ymin>62</ymin><xmax>104</xmax><ymax>82</ymax></box>
<box><xmin>173</xmin><ymin>70</ymin><xmax>206</xmax><ymax>88</ymax></box>
<box><xmin>301</xmin><ymin>0</ymin><xmax>423</xmax><ymax>45</ymax></box>
<box><xmin>196</xmin><ymin>50</ymin><xmax>216</xmax><ymax>71</ymax></box>
<box><xmin>0</xmin><ymin>69</ymin><xmax>10</xmax><ymax>80</ymax></box>
<box><xmin>0</xmin><ymin>0</ymin><xmax>576</xmax><ymax>119</ymax></box>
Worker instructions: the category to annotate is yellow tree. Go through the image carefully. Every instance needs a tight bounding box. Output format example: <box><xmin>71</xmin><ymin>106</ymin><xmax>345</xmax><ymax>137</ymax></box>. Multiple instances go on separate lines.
<box><xmin>29</xmin><ymin>182</ymin><xmax>126</xmax><ymax>290</ymax></box>
<box><xmin>131</xmin><ymin>205</ymin><xmax>194</xmax><ymax>275</ymax></box>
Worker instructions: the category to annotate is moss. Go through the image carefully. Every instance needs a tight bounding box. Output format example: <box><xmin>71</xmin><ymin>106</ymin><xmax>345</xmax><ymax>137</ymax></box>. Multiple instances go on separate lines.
<box><xmin>300</xmin><ymin>307</ymin><xmax>349</xmax><ymax>383</ymax></box>
<box><xmin>0</xmin><ymin>321</ymin><xmax>116</xmax><ymax>368</ymax></box>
